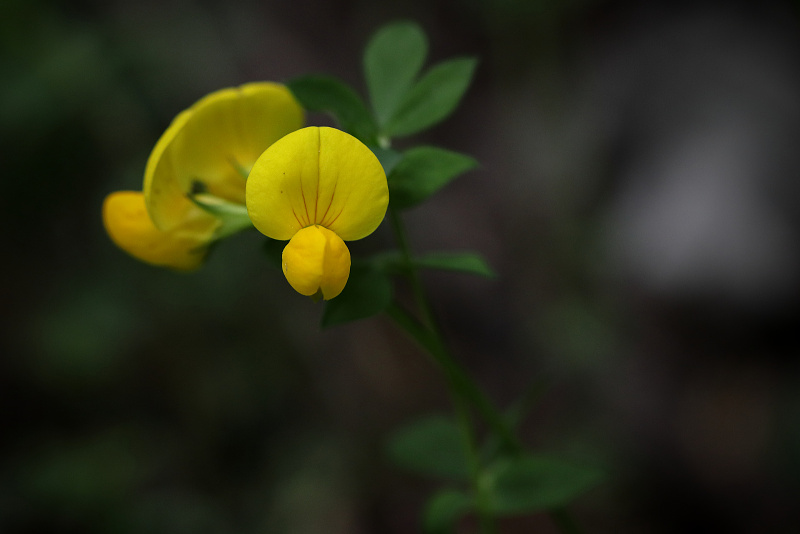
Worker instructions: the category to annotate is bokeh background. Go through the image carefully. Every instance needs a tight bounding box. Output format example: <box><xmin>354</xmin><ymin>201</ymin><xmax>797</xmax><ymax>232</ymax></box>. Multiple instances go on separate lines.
<box><xmin>3</xmin><ymin>0</ymin><xmax>800</xmax><ymax>532</ymax></box>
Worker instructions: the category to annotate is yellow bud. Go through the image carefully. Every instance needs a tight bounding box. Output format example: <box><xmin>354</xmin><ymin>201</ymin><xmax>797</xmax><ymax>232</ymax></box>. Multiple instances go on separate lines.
<box><xmin>282</xmin><ymin>225</ymin><xmax>351</xmax><ymax>300</ymax></box>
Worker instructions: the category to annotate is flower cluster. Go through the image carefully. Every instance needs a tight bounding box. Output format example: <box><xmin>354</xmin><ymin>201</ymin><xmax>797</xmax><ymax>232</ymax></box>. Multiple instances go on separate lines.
<box><xmin>103</xmin><ymin>84</ymin><xmax>388</xmax><ymax>299</ymax></box>
<box><xmin>246</xmin><ymin>127</ymin><xmax>388</xmax><ymax>300</ymax></box>
<box><xmin>99</xmin><ymin>23</ymin><xmax>600</xmax><ymax>534</ymax></box>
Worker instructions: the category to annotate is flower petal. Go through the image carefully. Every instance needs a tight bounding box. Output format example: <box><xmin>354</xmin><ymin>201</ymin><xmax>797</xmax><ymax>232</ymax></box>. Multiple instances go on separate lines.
<box><xmin>282</xmin><ymin>225</ymin><xmax>351</xmax><ymax>300</ymax></box>
<box><xmin>144</xmin><ymin>82</ymin><xmax>304</xmax><ymax>231</ymax></box>
<box><xmin>103</xmin><ymin>191</ymin><xmax>218</xmax><ymax>271</ymax></box>
<box><xmin>246</xmin><ymin>126</ymin><xmax>389</xmax><ymax>241</ymax></box>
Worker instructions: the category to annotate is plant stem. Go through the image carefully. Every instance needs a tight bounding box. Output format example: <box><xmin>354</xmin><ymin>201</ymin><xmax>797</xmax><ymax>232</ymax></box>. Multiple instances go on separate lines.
<box><xmin>385</xmin><ymin>302</ymin><xmax>521</xmax><ymax>453</ymax></box>
<box><xmin>385</xmin><ymin>210</ymin><xmax>522</xmax><ymax>453</ymax></box>
<box><xmin>386</xmin><ymin>208</ymin><xmax>584</xmax><ymax>534</ymax></box>
<box><xmin>386</xmin><ymin>306</ymin><xmax>496</xmax><ymax>533</ymax></box>
<box><xmin>388</xmin><ymin>209</ymin><xmax>436</xmax><ymax>328</ymax></box>
<box><xmin>451</xmin><ymin>389</ymin><xmax>495</xmax><ymax>534</ymax></box>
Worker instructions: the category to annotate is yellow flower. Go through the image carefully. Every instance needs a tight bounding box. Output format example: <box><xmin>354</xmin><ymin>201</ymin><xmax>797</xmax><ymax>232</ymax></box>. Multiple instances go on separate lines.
<box><xmin>246</xmin><ymin>127</ymin><xmax>389</xmax><ymax>300</ymax></box>
<box><xmin>103</xmin><ymin>82</ymin><xmax>304</xmax><ymax>270</ymax></box>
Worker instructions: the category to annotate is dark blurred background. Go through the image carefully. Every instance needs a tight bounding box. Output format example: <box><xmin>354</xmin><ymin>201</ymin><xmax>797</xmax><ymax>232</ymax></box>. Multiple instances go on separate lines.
<box><xmin>3</xmin><ymin>0</ymin><xmax>800</xmax><ymax>532</ymax></box>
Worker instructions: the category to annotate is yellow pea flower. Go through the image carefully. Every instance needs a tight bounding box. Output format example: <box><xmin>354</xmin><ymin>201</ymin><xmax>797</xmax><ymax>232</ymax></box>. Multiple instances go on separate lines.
<box><xmin>103</xmin><ymin>82</ymin><xmax>304</xmax><ymax>270</ymax></box>
<box><xmin>246</xmin><ymin>127</ymin><xmax>389</xmax><ymax>300</ymax></box>
<box><xmin>103</xmin><ymin>190</ymin><xmax>213</xmax><ymax>271</ymax></box>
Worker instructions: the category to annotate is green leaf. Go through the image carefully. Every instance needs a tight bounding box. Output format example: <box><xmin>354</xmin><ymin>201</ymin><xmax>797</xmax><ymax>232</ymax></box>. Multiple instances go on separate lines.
<box><xmin>423</xmin><ymin>489</ymin><xmax>474</xmax><ymax>534</ymax></box>
<box><xmin>321</xmin><ymin>264</ymin><xmax>392</xmax><ymax>327</ymax></box>
<box><xmin>483</xmin><ymin>455</ymin><xmax>603</xmax><ymax>515</ymax></box>
<box><xmin>370</xmin><ymin>146</ymin><xmax>404</xmax><ymax>176</ymax></box>
<box><xmin>386</xmin><ymin>415</ymin><xmax>470</xmax><ymax>481</ymax></box>
<box><xmin>286</xmin><ymin>75</ymin><xmax>378</xmax><ymax>144</ymax></box>
<box><xmin>383</xmin><ymin>58</ymin><xmax>477</xmax><ymax>138</ymax></box>
<box><xmin>416</xmin><ymin>252</ymin><xmax>495</xmax><ymax>278</ymax></box>
<box><xmin>364</xmin><ymin>21</ymin><xmax>428</xmax><ymax>126</ymax></box>
<box><xmin>389</xmin><ymin>146</ymin><xmax>478</xmax><ymax>209</ymax></box>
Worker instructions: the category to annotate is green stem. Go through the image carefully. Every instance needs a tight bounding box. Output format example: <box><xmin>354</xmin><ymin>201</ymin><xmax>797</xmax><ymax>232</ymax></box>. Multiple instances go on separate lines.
<box><xmin>387</xmin><ymin>209</ymin><xmax>521</xmax><ymax>453</ymax></box>
<box><xmin>385</xmin><ymin>303</ymin><xmax>521</xmax><ymax>453</ymax></box>
<box><xmin>388</xmin><ymin>209</ymin><xmax>436</xmax><ymax>328</ymax></box>
<box><xmin>386</xmin><ymin>208</ymin><xmax>584</xmax><ymax>534</ymax></box>
<box><xmin>451</xmin><ymin>390</ymin><xmax>495</xmax><ymax>534</ymax></box>
<box><xmin>386</xmin><ymin>306</ymin><xmax>497</xmax><ymax>533</ymax></box>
